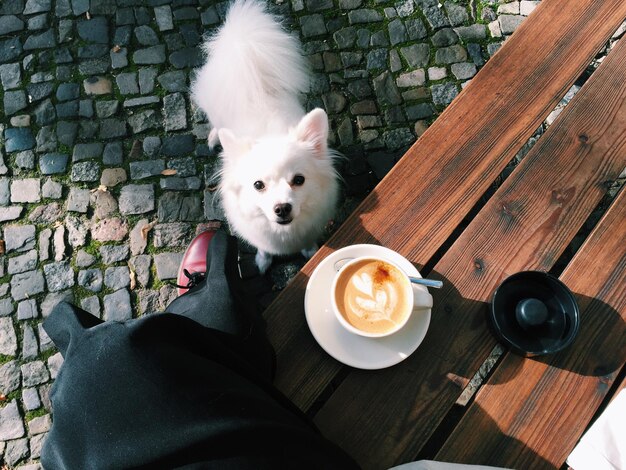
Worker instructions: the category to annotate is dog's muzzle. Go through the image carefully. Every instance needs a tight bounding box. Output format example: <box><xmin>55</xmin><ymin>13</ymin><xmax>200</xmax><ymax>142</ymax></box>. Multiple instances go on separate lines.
<box><xmin>274</xmin><ymin>203</ymin><xmax>293</xmax><ymax>225</ymax></box>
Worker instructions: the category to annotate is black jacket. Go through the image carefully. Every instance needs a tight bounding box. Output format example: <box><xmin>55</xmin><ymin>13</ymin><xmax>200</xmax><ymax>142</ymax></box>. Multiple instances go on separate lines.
<box><xmin>41</xmin><ymin>302</ymin><xmax>358</xmax><ymax>469</ymax></box>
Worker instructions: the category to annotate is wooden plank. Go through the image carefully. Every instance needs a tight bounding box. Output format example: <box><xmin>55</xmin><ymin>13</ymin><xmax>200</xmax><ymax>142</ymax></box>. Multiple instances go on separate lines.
<box><xmin>435</xmin><ymin>187</ymin><xmax>626</xmax><ymax>468</ymax></box>
<box><xmin>264</xmin><ymin>0</ymin><xmax>626</xmax><ymax>410</ymax></box>
<box><xmin>312</xmin><ymin>32</ymin><xmax>626</xmax><ymax>469</ymax></box>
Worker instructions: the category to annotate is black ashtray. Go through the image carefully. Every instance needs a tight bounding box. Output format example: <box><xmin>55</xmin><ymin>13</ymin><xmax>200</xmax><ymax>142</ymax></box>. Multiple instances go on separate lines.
<box><xmin>490</xmin><ymin>271</ymin><xmax>580</xmax><ymax>356</ymax></box>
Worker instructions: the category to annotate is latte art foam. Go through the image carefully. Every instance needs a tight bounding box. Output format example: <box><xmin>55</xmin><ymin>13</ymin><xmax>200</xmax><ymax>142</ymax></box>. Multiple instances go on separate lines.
<box><xmin>348</xmin><ymin>271</ymin><xmax>399</xmax><ymax>323</ymax></box>
<box><xmin>335</xmin><ymin>259</ymin><xmax>411</xmax><ymax>335</ymax></box>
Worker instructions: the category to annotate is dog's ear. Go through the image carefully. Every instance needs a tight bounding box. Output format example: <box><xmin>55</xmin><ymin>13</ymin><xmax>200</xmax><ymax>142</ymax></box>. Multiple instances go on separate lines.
<box><xmin>294</xmin><ymin>108</ymin><xmax>329</xmax><ymax>158</ymax></box>
<box><xmin>218</xmin><ymin>129</ymin><xmax>249</xmax><ymax>157</ymax></box>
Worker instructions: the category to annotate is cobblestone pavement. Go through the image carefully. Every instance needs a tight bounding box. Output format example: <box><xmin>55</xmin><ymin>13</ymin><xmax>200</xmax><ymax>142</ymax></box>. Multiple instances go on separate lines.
<box><xmin>0</xmin><ymin>0</ymin><xmax>622</xmax><ymax>466</ymax></box>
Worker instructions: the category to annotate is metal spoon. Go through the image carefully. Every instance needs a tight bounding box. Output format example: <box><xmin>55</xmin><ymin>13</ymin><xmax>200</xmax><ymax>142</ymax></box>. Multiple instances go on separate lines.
<box><xmin>333</xmin><ymin>258</ymin><xmax>444</xmax><ymax>289</ymax></box>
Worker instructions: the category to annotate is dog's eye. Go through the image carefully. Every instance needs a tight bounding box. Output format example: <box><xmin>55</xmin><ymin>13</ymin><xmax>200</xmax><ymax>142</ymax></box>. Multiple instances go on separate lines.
<box><xmin>292</xmin><ymin>174</ymin><xmax>305</xmax><ymax>186</ymax></box>
<box><xmin>253</xmin><ymin>181</ymin><xmax>265</xmax><ymax>191</ymax></box>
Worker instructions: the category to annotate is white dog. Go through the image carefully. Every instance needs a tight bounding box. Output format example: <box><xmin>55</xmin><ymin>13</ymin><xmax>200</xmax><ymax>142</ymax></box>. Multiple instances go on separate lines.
<box><xmin>191</xmin><ymin>0</ymin><xmax>339</xmax><ymax>273</ymax></box>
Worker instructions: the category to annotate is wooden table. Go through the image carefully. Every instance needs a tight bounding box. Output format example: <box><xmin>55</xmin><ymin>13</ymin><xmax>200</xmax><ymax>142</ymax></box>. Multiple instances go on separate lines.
<box><xmin>263</xmin><ymin>1</ymin><xmax>626</xmax><ymax>468</ymax></box>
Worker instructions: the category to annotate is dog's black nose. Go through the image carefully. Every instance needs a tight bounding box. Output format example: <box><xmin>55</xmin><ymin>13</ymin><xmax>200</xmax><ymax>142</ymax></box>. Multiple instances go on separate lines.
<box><xmin>274</xmin><ymin>203</ymin><xmax>292</xmax><ymax>217</ymax></box>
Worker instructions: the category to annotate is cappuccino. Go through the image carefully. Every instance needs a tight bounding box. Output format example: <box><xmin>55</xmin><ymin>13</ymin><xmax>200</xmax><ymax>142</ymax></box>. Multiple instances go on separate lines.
<box><xmin>334</xmin><ymin>258</ymin><xmax>412</xmax><ymax>335</ymax></box>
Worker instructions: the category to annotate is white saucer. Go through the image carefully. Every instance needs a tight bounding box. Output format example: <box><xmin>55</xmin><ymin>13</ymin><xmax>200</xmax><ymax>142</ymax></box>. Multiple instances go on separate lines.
<box><xmin>304</xmin><ymin>244</ymin><xmax>431</xmax><ymax>370</ymax></box>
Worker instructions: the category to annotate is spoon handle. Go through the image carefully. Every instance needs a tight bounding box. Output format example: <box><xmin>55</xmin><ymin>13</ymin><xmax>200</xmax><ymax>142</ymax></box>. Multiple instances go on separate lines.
<box><xmin>409</xmin><ymin>277</ymin><xmax>443</xmax><ymax>289</ymax></box>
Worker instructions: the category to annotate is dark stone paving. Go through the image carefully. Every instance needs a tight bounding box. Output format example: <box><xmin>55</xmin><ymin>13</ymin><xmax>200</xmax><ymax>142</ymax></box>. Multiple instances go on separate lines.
<box><xmin>3</xmin><ymin>0</ymin><xmax>621</xmax><ymax>467</ymax></box>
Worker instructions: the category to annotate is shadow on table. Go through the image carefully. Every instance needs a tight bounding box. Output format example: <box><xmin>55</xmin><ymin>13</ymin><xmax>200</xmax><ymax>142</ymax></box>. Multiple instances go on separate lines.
<box><xmin>408</xmin><ymin>276</ymin><xmax>569</xmax><ymax>469</ymax></box>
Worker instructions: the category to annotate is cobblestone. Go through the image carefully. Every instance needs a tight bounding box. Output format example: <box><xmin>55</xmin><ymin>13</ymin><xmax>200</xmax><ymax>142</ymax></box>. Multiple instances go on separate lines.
<box><xmin>38</xmin><ymin>228</ymin><xmax>51</xmax><ymax>261</ymax></box>
<box><xmin>0</xmin><ymin>360</ymin><xmax>21</xmax><ymax>394</ymax></box>
<box><xmin>0</xmin><ymin>317</ymin><xmax>18</xmax><ymax>355</ymax></box>
<box><xmin>54</xmin><ymin>225</ymin><xmax>67</xmax><ymax>262</ymax></box>
<box><xmin>75</xmin><ymin>249</ymin><xmax>96</xmax><ymax>268</ymax></box>
<box><xmin>39</xmin><ymin>153</ymin><xmax>69</xmax><ymax>175</ymax></box>
<box><xmin>153</xmin><ymin>222</ymin><xmax>192</xmax><ymax>247</ymax></box>
<box><xmin>5</xmin><ymin>128</ymin><xmax>35</xmax><ymax>152</ymax></box>
<box><xmin>158</xmin><ymin>70</ymin><xmax>186</xmax><ymax>93</ymax></box>
<box><xmin>348</xmin><ymin>9</ymin><xmax>383</xmax><ymax>24</ymax></box>
<box><xmin>499</xmin><ymin>14</ymin><xmax>525</xmax><ymax>35</ymax></box>
<box><xmin>17</xmin><ymin>299</ymin><xmax>38</xmax><ymax>320</ymax></box>
<box><xmin>65</xmin><ymin>215</ymin><xmax>88</xmax><ymax>248</ymax></box>
<box><xmin>431</xmin><ymin>28</ymin><xmax>458</xmax><ymax>47</ymax></box>
<box><xmin>83</xmin><ymin>76</ymin><xmax>112</xmax><ymax>95</ymax></box>
<box><xmin>400</xmin><ymin>43</ymin><xmax>430</xmax><ymax>68</ymax></box>
<box><xmin>78</xmin><ymin>269</ymin><xmax>103</xmax><ymax>293</ymax></box>
<box><xmin>128</xmin><ymin>109</ymin><xmax>160</xmax><ymax>133</ymax></box>
<box><xmin>119</xmin><ymin>184</ymin><xmax>155</xmax><ymax>214</ymax></box>
<box><xmin>163</xmin><ymin>93</ymin><xmax>187</xmax><ymax>131</ymax></box>
<box><xmin>28</xmin><ymin>414</ymin><xmax>52</xmax><ymax>435</ymax></box>
<box><xmin>4</xmin><ymin>224</ymin><xmax>36</xmax><ymax>253</ymax></box>
<box><xmin>36</xmin><ymin>126</ymin><xmax>56</xmax><ymax>153</ymax></box>
<box><xmin>91</xmin><ymin>190</ymin><xmax>118</xmax><ymax>219</ymax></box>
<box><xmin>101</xmin><ymin>168</ymin><xmax>127</xmax><ymax>187</ymax></box>
<box><xmin>100</xmin><ymin>245</ymin><xmax>129</xmax><ymax>264</ymax></box>
<box><xmin>373</xmin><ymin>71</ymin><xmax>402</xmax><ymax>106</ymax></box>
<box><xmin>22</xmin><ymin>324</ymin><xmax>38</xmax><ymax>359</ymax></box>
<box><xmin>0</xmin><ymin>63</ymin><xmax>21</xmax><ymax>89</ymax></box>
<box><xmin>4</xmin><ymin>437</ymin><xmax>29</xmax><ymax>466</ymax></box>
<box><xmin>8</xmin><ymin>250</ymin><xmax>38</xmax><ymax>275</ymax></box>
<box><xmin>29</xmin><ymin>203</ymin><xmax>63</xmax><ymax>225</ymax></box>
<box><xmin>454</xmin><ymin>24</ymin><xmax>487</xmax><ymax>41</ymax></box>
<box><xmin>104</xmin><ymin>266</ymin><xmax>130</xmax><ymax>290</ymax></box>
<box><xmin>21</xmin><ymin>361</ymin><xmax>49</xmax><ymax>387</ymax></box>
<box><xmin>43</xmin><ymin>261</ymin><xmax>74</xmax><ymax>292</ymax></box>
<box><xmin>155</xmin><ymin>5</ymin><xmax>174</xmax><ymax>31</ymax></box>
<box><xmin>133</xmin><ymin>45</ymin><xmax>166</xmax><ymax>64</ymax></box>
<box><xmin>130</xmin><ymin>255</ymin><xmax>151</xmax><ymax>287</ymax></box>
<box><xmin>91</xmin><ymin>217</ymin><xmax>129</xmax><ymax>242</ymax></box>
<box><xmin>129</xmin><ymin>219</ymin><xmax>149</xmax><ymax>256</ymax></box>
<box><xmin>0</xmin><ymin>401</ymin><xmax>25</xmax><ymax>440</ymax></box>
<box><xmin>67</xmin><ymin>187</ymin><xmax>90</xmax><ymax>213</ymax></box>
<box><xmin>0</xmin><ymin>206</ymin><xmax>23</xmax><ymax>222</ymax></box>
<box><xmin>103</xmin><ymin>142</ymin><xmax>123</xmax><ymax>165</ymax></box>
<box><xmin>435</xmin><ymin>44</ymin><xmax>468</xmax><ymax>64</ymax></box>
<box><xmin>103</xmin><ymin>288</ymin><xmax>132</xmax><ymax>321</ymax></box>
<box><xmin>431</xmin><ymin>82</ymin><xmax>460</xmax><ymax>106</ymax></box>
<box><xmin>0</xmin><ymin>15</ymin><xmax>24</xmax><ymax>35</ymax></box>
<box><xmin>154</xmin><ymin>252</ymin><xmax>183</xmax><ymax>280</ymax></box>
<box><xmin>0</xmin><ymin>299</ymin><xmax>13</xmax><ymax>317</ymax></box>
<box><xmin>22</xmin><ymin>387</ymin><xmax>41</xmax><ymax>411</ymax></box>
<box><xmin>520</xmin><ymin>1</ymin><xmax>540</xmax><ymax>15</ymax></box>
<box><xmin>130</xmin><ymin>160</ymin><xmax>165</xmax><ymax>180</ymax></box>
<box><xmin>451</xmin><ymin>62</ymin><xmax>478</xmax><ymax>80</ymax></box>
<box><xmin>0</xmin><ymin>178</ymin><xmax>10</xmax><ymax>204</ymax></box>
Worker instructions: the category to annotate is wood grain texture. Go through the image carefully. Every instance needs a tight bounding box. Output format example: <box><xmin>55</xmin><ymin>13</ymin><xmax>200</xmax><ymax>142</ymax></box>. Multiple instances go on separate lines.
<box><xmin>263</xmin><ymin>0</ymin><xmax>626</xmax><ymax>411</ymax></box>
<box><xmin>312</xmin><ymin>29</ymin><xmax>626</xmax><ymax>469</ymax></box>
<box><xmin>435</xmin><ymin>187</ymin><xmax>626</xmax><ymax>469</ymax></box>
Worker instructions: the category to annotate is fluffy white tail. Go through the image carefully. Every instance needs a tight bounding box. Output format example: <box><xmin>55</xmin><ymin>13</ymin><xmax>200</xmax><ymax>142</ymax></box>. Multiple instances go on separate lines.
<box><xmin>191</xmin><ymin>0</ymin><xmax>310</xmax><ymax>138</ymax></box>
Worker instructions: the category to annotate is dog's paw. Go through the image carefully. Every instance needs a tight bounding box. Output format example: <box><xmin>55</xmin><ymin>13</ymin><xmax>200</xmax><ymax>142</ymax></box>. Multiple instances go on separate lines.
<box><xmin>301</xmin><ymin>245</ymin><xmax>318</xmax><ymax>260</ymax></box>
<box><xmin>255</xmin><ymin>251</ymin><xmax>273</xmax><ymax>274</ymax></box>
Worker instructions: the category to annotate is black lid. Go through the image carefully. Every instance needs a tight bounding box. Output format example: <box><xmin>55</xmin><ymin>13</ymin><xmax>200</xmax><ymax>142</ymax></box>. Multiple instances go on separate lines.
<box><xmin>490</xmin><ymin>271</ymin><xmax>580</xmax><ymax>356</ymax></box>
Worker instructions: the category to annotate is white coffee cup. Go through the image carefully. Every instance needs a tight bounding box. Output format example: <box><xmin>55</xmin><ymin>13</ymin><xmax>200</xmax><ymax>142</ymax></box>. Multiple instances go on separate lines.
<box><xmin>331</xmin><ymin>256</ymin><xmax>433</xmax><ymax>338</ymax></box>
